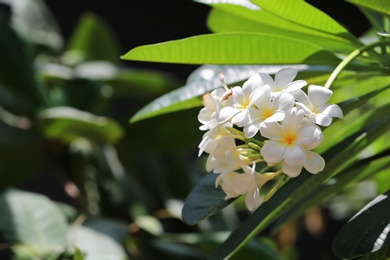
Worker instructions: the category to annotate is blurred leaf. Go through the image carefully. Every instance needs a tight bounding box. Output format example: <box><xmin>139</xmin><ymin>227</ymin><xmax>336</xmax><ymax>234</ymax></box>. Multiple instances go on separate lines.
<box><xmin>0</xmin><ymin>9</ymin><xmax>48</xmax><ymax>109</ymax></box>
<box><xmin>0</xmin><ymin>189</ymin><xmax>69</xmax><ymax>257</ymax></box>
<box><xmin>182</xmin><ymin>173</ymin><xmax>234</xmax><ymax>226</ymax></box>
<box><xmin>8</xmin><ymin>0</ymin><xmax>63</xmax><ymax>53</ymax></box>
<box><xmin>38</xmin><ymin>106</ymin><xmax>124</xmax><ymax>144</ymax></box>
<box><xmin>205</xmin><ymin>4</ymin><xmax>357</xmax><ymax>53</ymax></box>
<box><xmin>129</xmin><ymin>64</ymin><xmax>329</xmax><ymax>123</ymax></box>
<box><xmin>121</xmin><ymin>32</ymin><xmax>341</xmax><ymax>65</ymax></box>
<box><xmin>332</xmin><ymin>190</ymin><xmax>390</xmax><ymax>259</ymax></box>
<box><xmin>67</xmin><ymin>12</ymin><xmax>122</xmax><ymax>64</ymax></box>
<box><xmin>210</xmin><ymin>114</ymin><xmax>390</xmax><ymax>259</ymax></box>
<box><xmin>348</xmin><ymin>0</ymin><xmax>390</xmax><ymax>16</ymax></box>
<box><xmin>73</xmin><ymin>247</ymin><xmax>86</xmax><ymax>260</ymax></box>
<box><xmin>69</xmin><ymin>225</ymin><xmax>127</xmax><ymax>260</ymax></box>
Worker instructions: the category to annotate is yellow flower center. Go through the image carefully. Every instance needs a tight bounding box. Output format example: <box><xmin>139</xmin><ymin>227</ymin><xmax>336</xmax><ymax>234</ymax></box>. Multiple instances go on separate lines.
<box><xmin>282</xmin><ymin>132</ymin><xmax>296</xmax><ymax>145</ymax></box>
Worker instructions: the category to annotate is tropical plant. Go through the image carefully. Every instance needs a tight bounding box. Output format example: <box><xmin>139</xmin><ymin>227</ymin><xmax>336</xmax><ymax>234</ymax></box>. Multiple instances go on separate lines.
<box><xmin>122</xmin><ymin>0</ymin><xmax>390</xmax><ymax>259</ymax></box>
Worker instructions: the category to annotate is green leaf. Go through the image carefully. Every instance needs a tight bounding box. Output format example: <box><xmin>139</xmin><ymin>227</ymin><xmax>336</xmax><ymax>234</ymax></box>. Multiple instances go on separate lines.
<box><xmin>348</xmin><ymin>0</ymin><xmax>390</xmax><ymax>16</ymax></box>
<box><xmin>205</xmin><ymin>4</ymin><xmax>357</xmax><ymax>53</ymax></box>
<box><xmin>121</xmin><ymin>32</ymin><xmax>341</xmax><ymax>65</ymax></box>
<box><xmin>69</xmin><ymin>225</ymin><xmax>127</xmax><ymax>260</ymax></box>
<box><xmin>0</xmin><ymin>9</ymin><xmax>48</xmax><ymax>109</ymax></box>
<box><xmin>8</xmin><ymin>0</ymin><xmax>63</xmax><ymax>53</ymax></box>
<box><xmin>66</xmin><ymin>12</ymin><xmax>122</xmax><ymax>64</ymax></box>
<box><xmin>0</xmin><ymin>189</ymin><xmax>69</xmax><ymax>257</ymax></box>
<box><xmin>38</xmin><ymin>106</ymin><xmax>124</xmax><ymax>144</ymax></box>
<box><xmin>332</xmin><ymin>189</ymin><xmax>390</xmax><ymax>259</ymax></box>
<box><xmin>182</xmin><ymin>173</ymin><xmax>235</xmax><ymax>226</ymax></box>
<box><xmin>210</xmin><ymin>114</ymin><xmax>390</xmax><ymax>259</ymax></box>
<box><xmin>251</xmin><ymin>0</ymin><xmax>357</xmax><ymax>40</ymax></box>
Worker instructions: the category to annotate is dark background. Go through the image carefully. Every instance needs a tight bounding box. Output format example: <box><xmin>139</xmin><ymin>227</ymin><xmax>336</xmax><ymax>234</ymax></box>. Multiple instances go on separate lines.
<box><xmin>43</xmin><ymin>0</ymin><xmax>370</xmax><ymax>80</ymax></box>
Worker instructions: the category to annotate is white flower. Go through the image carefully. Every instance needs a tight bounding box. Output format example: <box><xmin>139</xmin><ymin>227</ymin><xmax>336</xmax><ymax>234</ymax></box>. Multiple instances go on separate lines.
<box><xmin>198</xmin><ymin>88</ymin><xmax>228</xmax><ymax>131</ymax></box>
<box><xmin>260</xmin><ymin>108</ymin><xmax>325</xmax><ymax>177</ymax></box>
<box><xmin>218</xmin><ymin>74</ymin><xmax>263</xmax><ymax>125</ymax></box>
<box><xmin>257</xmin><ymin>67</ymin><xmax>307</xmax><ymax>97</ymax></box>
<box><xmin>239</xmin><ymin>85</ymin><xmax>295</xmax><ymax>138</ymax></box>
<box><xmin>217</xmin><ymin>164</ymin><xmax>275</xmax><ymax>211</ymax></box>
<box><xmin>198</xmin><ymin>121</ymin><xmax>233</xmax><ymax>156</ymax></box>
<box><xmin>293</xmin><ymin>85</ymin><xmax>343</xmax><ymax>126</ymax></box>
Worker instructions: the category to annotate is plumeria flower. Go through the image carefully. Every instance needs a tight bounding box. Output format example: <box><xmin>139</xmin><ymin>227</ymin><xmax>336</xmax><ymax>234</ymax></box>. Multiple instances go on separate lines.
<box><xmin>218</xmin><ymin>73</ymin><xmax>264</xmax><ymax>125</ymax></box>
<box><xmin>217</xmin><ymin>164</ymin><xmax>276</xmax><ymax>211</ymax></box>
<box><xmin>198</xmin><ymin>88</ymin><xmax>229</xmax><ymax>131</ymax></box>
<box><xmin>260</xmin><ymin>107</ymin><xmax>325</xmax><ymax>177</ymax></box>
<box><xmin>239</xmin><ymin>85</ymin><xmax>295</xmax><ymax>138</ymax></box>
<box><xmin>257</xmin><ymin>67</ymin><xmax>307</xmax><ymax>97</ymax></box>
<box><xmin>293</xmin><ymin>85</ymin><xmax>343</xmax><ymax>126</ymax></box>
<box><xmin>198</xmin><ymin>122</ymin><xmax>233</xmax><ymax>156</ymax></box>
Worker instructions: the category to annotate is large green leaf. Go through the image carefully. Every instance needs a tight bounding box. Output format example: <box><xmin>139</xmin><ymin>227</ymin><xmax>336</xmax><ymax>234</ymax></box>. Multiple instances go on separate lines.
<box><xmin>37</xmin><ymin>106</ymin><xmax>124</xmax><ymax>144</ymax></box>
<box><xmin>66</xmin><ymin>12</ymin><xmax>122</xmax><ymax>64</ymax></box>
<box><xmin>121</xmin><ymin>32</ymin><xmax>341</xmax><ymax>65</ymax></box>
<box><xmin>0</xmin><ymin>189</ymin><xmax>69</xmax><ymax>257</ymax></box>
<box><xmin>210</xmin><ymin>114</ymin><xmax>390</xmax><ymax>259</ymax></box>
<box><xmin>348</xmin><ymin>0</ymin><xmax>390</xmax><ymax>16</ymax></box>
<box><xmin>251</xmin><ymin>0</ymin><xmax>357</xmax><ymax>40</ymax></box>
<box><xmin>0</xmin><ymin>9</ymin><xmax>48</xmax><ymax>109</ymax></box>
<box><xmin>332</xmin><ymin>189</ymin><xmax>390</xmax><ymax>259</ymax></box>
<box><xmin>205</xmin><ymin>3</ymin><xmax>358</xmax><ymax>53</ymax></box>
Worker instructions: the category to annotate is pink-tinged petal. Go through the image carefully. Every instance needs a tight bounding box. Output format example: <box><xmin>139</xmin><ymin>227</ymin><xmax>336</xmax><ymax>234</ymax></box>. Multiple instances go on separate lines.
<box><xmin>246</xmin><ymin>186</ymin><xmax>261</xmax><ymax>212</ymax></box>
<box><xmin>284</xmin><ymin>143</ymin><xmax>306</xmax><ymax>166</ymax></box>
<box><xmin>308</xmin><ymin>85</ymin><xmax>332</xmax><ymax>107</ymax></box>
<box><xmin>258</xmin><ymin>72</ymin><xmax>275</xmax><ymax>88</ymax></box>
<box><xmin>261</xmin><ymin>140</ymin><xmax>285</xmax><ymax>165</ymax></box>
<box><xmin>298</xmin><ymin>124</ymin><xmax>323</xmax><ymax>148</ymax></box>
<box><xmin>282</xmin><ymin>162</ymin><xmax>302</xmax><ymax>177</ymax></box>
<box><xmin>218</xmin><ymin>106</ymin><xmax>236</xmax><ymax>123</ymax></box>
<box><xmin>285</xmin><ymin>80</ymin><xmax>307</xmax><ymax>92</ymax></box>
<box><xmin>259</xmin><ymin>122</ymin><xmax>284</xmax><ymax>139</ymax></box>
<box><xmin>320</xmin><ymin>104</ymin><xmax>343</xmax><ymax>119</ymax></box>
<box><xmin>304</xmin><ymin>151</ymin><xmax>325</xmax><ymax>174</ymax></box>
<box><xmin>275</xmin><ymin>67</ymin><xmax>297</xmax><ymax>87</ymax></box>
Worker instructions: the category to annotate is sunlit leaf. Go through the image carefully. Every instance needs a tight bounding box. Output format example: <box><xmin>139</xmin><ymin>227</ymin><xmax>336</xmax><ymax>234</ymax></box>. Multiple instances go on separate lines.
<box><xmin>206</xmin><ymin>4</ymin><xmax>357</xmax><ymax>53</ymax></box>
<box><xmin>0</xmin><ymin>189</ymin><xmax>69</xmax><ymax>257</ymax></box>
<box><xmin>38</xmin><ymin>106</ymin><xmax>124</xmax><ymax>144</ymax></box>
<box><xmin>348</xmin><ymin>0</ymin><xmax>390</xmax><ymax>16</ymax></box>
<box><xmin>332</xmin><ymin>189</ymin><xmax>390</xmax><ymax>259</ymax></box>
<box><xmin>121</xmin><ymin>32</ymin><xmax>341</xmax><ymax>65</ymax></box>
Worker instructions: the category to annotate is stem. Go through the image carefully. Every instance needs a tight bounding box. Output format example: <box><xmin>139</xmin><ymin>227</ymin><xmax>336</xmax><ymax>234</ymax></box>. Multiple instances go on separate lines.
<box><xmin>324</xmin><ymin>41</ymin><xmax>390</xmax><ymax>89</ymax></box>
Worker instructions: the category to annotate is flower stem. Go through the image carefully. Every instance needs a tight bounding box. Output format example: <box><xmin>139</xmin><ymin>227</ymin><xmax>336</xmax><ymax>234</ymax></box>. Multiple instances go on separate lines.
<box><xmin>324</xmin><ymin>40</ymin><xmax>390</xmax><ymax>89</ymax></box>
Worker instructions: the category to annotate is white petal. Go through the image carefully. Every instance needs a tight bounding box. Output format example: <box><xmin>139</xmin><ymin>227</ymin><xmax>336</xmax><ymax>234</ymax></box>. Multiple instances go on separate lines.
<box><xmin>231</xmin><ymin>173</ymin><xmax>252</xmax><ymax>195</ymax></box>
<box><xmin>320</xmin><ymin>104</ymin><xmax>343</xmax><ymax>119</ymax></box>
<box><xmin>314</xmin><ymin>114</ymin><xmax>332</xmax><ymax>126</ymax></box>
<box><xmin>242</xmin><ymin>73</ymin><xmax>263</xmax><ymax>92</ymax></box>
<box><xmin>308</xmin><ymin>85</ymin><xmax>332</xmax><ymax>107</ymax></box>
<box><xmin>263</xmin><ymin>111</ymin><xmax>285</xmax><ymax>123</ymax></box>
<box><xmin>304</xmin><ymin>151</ymin><xmax>325</xmax><ymax>174</ymax></box>
<box><xmin>245</xmin><ymin>186</ymin><xmax>261</xmax><ymax>212</ymax></box>
<box><xmin>244</xmin><ymin>124</ymin><xmax>259</xmax><ymax>138</ymax></box>
<box><xmin>276</xmin><ymin>92</ymin><xmax>295</xmax><ymax>111</ymax></box>
<box><xmin>218</xmin><ymin>106</ymin><xmax>236</xmax><ymax>123</ymax></box>
<box><xmin>259</xmin><ymin>122</ymin><xmax>284</xmax><ymax>139</ymax></box>
<box><xmin>285</xmin><ymin>80</ymin><xmax>307</xmax><ymax>92</ymax></box>
<box><xmin>261</xmin><ymin>140</ymin><xmax>285</xmax><ymax>165</ymax></box>
<box><xmin>282</xmin><ymin>162</ymin><xmax>302</xmax><ymax>177</ymax></box>
<box><xmin>284</xmin><ymin>143</ymin><xmax>306</xmax><ymax>166</ymax></box>
<box><xmin>298</xmin><ymin>124</ymin><xmax>323</xmax><ymax>148</ymax></box>
<box><xmin>292</xmin><ymin>89</ymin><xmax>309</xmax><ymax>104</ymax></box>
<box><xmin>258</xmin><ymin>72</ymin><xmax>275</xmax><ymax>88</ymax></box>
<box><xmin>275</xmin><ymin>67</ymin><xmax>297</xmax><ymax>87</ymax></box>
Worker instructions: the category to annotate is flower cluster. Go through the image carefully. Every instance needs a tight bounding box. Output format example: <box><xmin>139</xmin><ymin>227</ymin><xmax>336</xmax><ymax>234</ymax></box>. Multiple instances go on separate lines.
<box><xmin>197</xmin><ymin>68</ymin><xmax>343</xmax><ymax>211</ymax></box>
